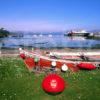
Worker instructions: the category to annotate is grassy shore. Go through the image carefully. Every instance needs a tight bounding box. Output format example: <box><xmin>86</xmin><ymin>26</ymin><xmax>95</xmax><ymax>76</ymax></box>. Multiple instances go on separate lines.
<box><xmin>0</xmin><ymin>57</ymin><xmax>100</xmax><ymax>100</ymax></box>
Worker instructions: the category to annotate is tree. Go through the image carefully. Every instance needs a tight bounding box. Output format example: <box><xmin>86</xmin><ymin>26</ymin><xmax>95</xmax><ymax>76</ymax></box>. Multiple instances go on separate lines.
<box><xmin>0</xmin><ymin>28</ymin><xmax>10</xmax><ymax>38</ymax></box>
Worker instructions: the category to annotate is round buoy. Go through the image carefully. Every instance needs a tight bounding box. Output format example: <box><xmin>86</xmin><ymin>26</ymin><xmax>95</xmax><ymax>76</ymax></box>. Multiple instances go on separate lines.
<box><xmin>20</xmin><ymin>53</ymin><xmax>26</xmax><ymax>59</ymax></box>
<box><xmin>42</xmin><ymin>74</ymin><xmax>65</xmax><ymax>94</ymax></box>
<box><xmin>61</xmin><ymin>64</ymin><xmax>68</xmax><ymax>72</ymax></box>
<box><xmin>51</xmin><ymin>61</ymin><xmax>56</xmax><ymax>67</ymax></box>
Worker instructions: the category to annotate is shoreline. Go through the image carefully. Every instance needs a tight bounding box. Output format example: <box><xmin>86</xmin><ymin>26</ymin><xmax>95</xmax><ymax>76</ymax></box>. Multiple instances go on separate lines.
<box><xmin>0</xmin><ymin>48</ymin><xmax>100</xmax><ymax>57</ymax></box>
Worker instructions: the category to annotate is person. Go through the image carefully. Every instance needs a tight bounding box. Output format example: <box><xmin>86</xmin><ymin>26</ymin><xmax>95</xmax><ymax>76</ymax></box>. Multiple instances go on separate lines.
<box><xmin>79</xmin><ymin>53</ymin><xmax>89</xmax><ymax>61</ymax></box>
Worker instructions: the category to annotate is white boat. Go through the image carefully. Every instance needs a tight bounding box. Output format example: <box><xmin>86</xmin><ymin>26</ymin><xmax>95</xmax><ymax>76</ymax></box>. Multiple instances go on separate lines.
<box><xmin>65</xmin><ymin>30</ymin><xmax>90</xmax><ymax>37</ymax></box>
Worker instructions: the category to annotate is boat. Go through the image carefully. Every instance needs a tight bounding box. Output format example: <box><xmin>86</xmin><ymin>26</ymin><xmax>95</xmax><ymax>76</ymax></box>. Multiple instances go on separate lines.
<box><xmin>19</xmin><ymin>48</ymin><xmax>100</xmax><ymax>71</ymax></box>
<box><xmin>64</xmin><ymin>30</ymin><xmax>90</xmax><ymax>37</ymax></box>
<box><xmin>19</xmin><ymin>50</ymin><xmax>79</xmax><ymax>72</ymax></box>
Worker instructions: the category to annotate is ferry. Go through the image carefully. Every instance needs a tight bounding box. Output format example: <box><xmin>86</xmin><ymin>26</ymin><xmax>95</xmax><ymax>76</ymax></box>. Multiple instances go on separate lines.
<box><xmin>64</xmin><ymin>30</ymin><xmax>90</xmax><ymax>37</ymax></box>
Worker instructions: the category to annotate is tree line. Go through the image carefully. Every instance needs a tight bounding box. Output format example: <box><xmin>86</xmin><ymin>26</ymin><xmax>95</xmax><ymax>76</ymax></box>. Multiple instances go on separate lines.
<box><xmin>0</xmin><ymin>28</ymin><xmax>10</xmax><ymax>38</ymax></box>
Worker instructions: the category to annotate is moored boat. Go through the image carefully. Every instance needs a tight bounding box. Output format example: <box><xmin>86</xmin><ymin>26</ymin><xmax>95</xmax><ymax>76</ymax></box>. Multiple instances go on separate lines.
<box><xmin>64</xmin><ymin>30</ymin><xmax>90</xmax><ymax>37</ymax></box>
<box><xmin>19</xmin><ymin>48</ymin><xmax>100</xmax><ymax>71</ymax></box>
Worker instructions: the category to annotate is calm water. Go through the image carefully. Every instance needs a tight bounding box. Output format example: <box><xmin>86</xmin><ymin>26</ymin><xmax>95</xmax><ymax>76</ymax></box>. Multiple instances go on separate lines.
<box><xmin>0</xmin><ymin>33</ymin><xmax>100</xmax><ymax>49</ymax></box>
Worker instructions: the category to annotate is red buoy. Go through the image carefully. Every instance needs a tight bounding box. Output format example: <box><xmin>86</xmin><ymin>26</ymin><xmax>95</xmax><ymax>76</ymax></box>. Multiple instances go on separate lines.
<box><xmin>20</xmin><ymin>53</ymin><xmax>26</xmax><ymax>59</ymax></box>
<box><xmin>77</xmin><ymin>63</ymin><xmax>96</xmax><ymax>70</ymax></box>
<box><xmin>42</xmin><ymin>74</ymin><xmax>65</xmax><ymax>93</ymax></box>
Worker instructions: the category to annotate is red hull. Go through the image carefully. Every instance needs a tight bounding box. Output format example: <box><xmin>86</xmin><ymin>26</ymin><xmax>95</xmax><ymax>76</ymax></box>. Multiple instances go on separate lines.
<box><xmin>24</xmin><ymin>57</ymin><xmax>96</xmax><ymax>71</ymax></box>
<box><xmin>24</xmin><ymin>58</ymin><xmax>35</xmax><ymax>70</ymax></box>
<box><xmin>23</xmin><ymin>57</ymin><xmax>79</xmax><ymax>72</ymax></box>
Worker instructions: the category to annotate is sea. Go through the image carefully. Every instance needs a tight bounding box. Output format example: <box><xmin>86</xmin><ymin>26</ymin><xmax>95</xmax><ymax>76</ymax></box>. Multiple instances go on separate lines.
<box><xmin>0</xmin><ymin>32</ymin><xmax>100</xmax><ymax>49</ymax></box>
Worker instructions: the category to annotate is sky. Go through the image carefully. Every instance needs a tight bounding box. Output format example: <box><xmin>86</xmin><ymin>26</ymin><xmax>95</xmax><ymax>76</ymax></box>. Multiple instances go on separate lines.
<box><xmin>0</xmin><ymin>0</ymin><xmax>100</xmax><ymax>32</ymax></box>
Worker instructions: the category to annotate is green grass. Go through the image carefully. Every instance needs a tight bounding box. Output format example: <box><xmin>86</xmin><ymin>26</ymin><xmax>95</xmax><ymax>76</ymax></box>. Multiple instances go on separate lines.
<box><xmin>0</xmin><ymin>57</ymin><xmax>100</xmax><ymax>100</ymax></box>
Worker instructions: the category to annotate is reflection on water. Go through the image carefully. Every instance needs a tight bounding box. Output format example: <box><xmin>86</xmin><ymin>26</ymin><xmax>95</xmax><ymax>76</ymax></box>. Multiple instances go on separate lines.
<box><xmin>0</xmin><ymin>33</ymin><xmax>100</xmax><ymax>49</ymax></box>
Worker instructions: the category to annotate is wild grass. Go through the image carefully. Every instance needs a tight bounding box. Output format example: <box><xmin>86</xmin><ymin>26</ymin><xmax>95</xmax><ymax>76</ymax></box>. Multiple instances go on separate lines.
<box><xmin>0</xmin><ymin>57</ymin><xmax>100</xmax><ymax>100</ymax></box>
